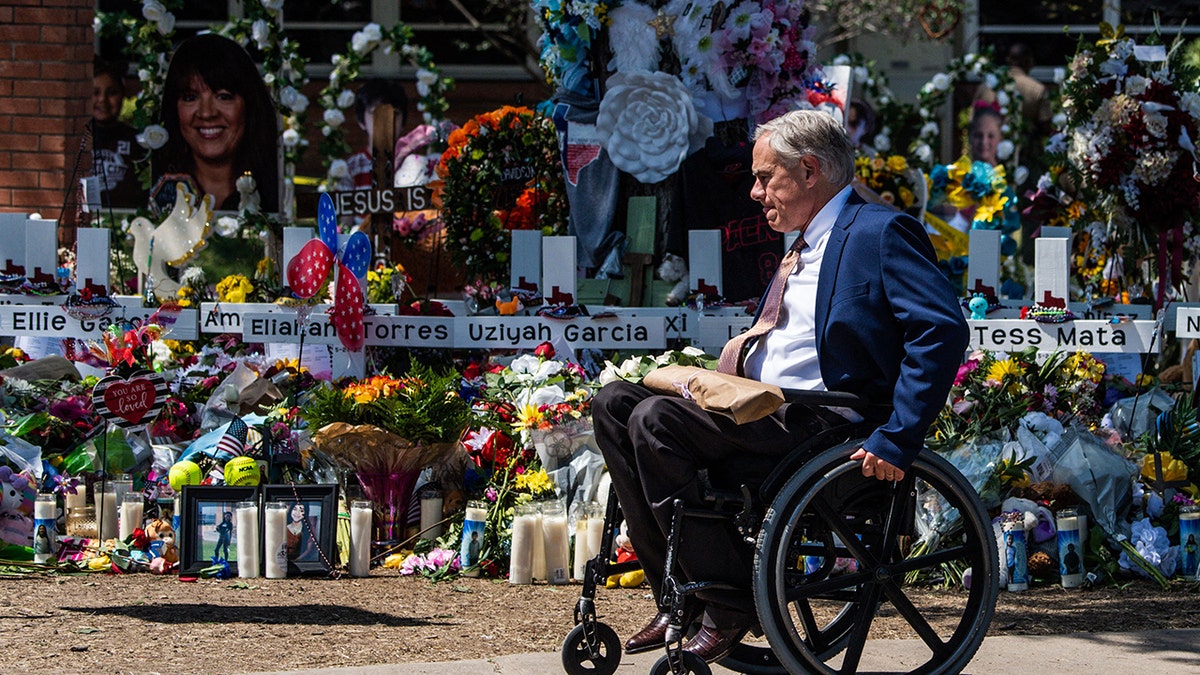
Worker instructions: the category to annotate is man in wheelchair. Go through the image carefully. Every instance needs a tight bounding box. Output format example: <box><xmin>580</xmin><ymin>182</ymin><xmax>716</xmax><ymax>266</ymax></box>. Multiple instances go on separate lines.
<box><xmin>593</xmin><ymin>110</ymin><xmax>969</xmax><ymax>664</ymax></box>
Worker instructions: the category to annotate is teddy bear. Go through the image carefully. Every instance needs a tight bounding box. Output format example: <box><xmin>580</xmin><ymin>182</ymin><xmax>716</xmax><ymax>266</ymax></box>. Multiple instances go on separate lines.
<box><xmin>657</xmin><ymin>253</ymin><xmax>690</xmax><ymax>307</ymax></box>
<box><xmin>605</xmin><ymin>520</ymin><xmax>644</xmax><ymax>588</ymax></box>
<box><xmin>145</xmin><ymin>517</ymin><xmax>179</xmax><ymax>570</ymax></box>
<box><xmin>0</xmin><ymin>465</ymin><xmax>34</xmax><ymax>547</ymax></box>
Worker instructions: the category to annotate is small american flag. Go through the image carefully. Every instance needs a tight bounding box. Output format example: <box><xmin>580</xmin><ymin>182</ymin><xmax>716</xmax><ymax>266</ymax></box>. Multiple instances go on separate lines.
<box><xmin>215</xmin><ymin>417</ymin><xmax>249</xmax><ymax>457</ymax></box>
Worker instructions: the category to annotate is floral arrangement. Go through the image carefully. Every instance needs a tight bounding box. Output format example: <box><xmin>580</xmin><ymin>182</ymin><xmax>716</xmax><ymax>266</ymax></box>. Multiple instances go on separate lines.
<box><xmin>436</xmin><ymin>106</ymin><xmax>568</xmax><ymax>285</ymax></box>
<box><xmin>366</xmin><ymin>263</ymin><xmax>411</xmax><ymax>305</ymax></box>
<box><xmin>928</xmin><ymin>348</ymin><xmax>1108</xmax><ymax>452</ymax></box>
<box><xmin>317</xmin><ymin>22</ymin><xmax>453</xmax><ymax>186</ymax></box>
<box><xmin>1051</xmin><ymin>23</ymin><xmax>1200</xmax><ymax>306</ymax></box>
<box><xmin>531</xmin><ymin>0</ymin><xmax>615</xmax><ymax>97</ymax></box>
<box><xmin>599</xmin><ymin>345</ymin><xmax>717</xmax><ymax>385</ymax></box>
<box><xmin>854</xmin><ymin>155</ymin><xmax>921</xmax><ymax>214</ymax></box>
<box><xmin>929</xmin><ymin>156</ymin><xmax>1021</xmax><ymax>253</ymax></box>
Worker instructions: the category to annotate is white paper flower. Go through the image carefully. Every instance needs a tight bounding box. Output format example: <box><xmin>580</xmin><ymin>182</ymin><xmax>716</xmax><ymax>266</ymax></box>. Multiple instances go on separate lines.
<box><xmin>328</xmin><ymin>159</ymin><xmax>349</xmax><ymax>179</ymax></box>
<box><xmin>137</xmin><ymin>124</ymin><xmax>169</xmax><ymax>150</ymax></box>
<box><xmin>596</xmin><ymin>71</ymin><xmax>713</xmax><ymax>184</ymax></box>
<box><xmin>252</xmin><ymin>19</ymin><xmax>270</xmax><ymax>50</ymax></box>
<box><xmin>214</xmin><ymin>216</ymin><xmax>240</xmax><ymax>238</ymax></box>
<box><xmin>337</xmin><ymin>90</ymin><xmax>356</xmax><ymax>109</ymax></box>
<box><xmin>323</xmin><ymin>108</ymin><xmax>345</xmax><ymax>127</ymax></box>
<box><xmin>931</xmin><ymin>73</ymin><xmax>951</xmax><ymax>91</ymax></box>
<box><xmin>142</xmin><ymin>0</ymin><xmax>166</xmax><ymax>22</ymax></box>
<box><xmin>281</xmin><ymin>128</ymin><xmax>300</xmax><ymax>147</ymax></box>
<box><xmin>996</xmin><ymin>140</ymin><xmax>1014</xmax><ymax>160</ymax></box>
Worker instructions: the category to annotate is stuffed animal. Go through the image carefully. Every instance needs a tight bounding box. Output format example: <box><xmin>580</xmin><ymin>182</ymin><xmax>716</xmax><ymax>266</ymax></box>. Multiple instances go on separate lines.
<box><xmin>657</xmin><ymin>253</ymin><xmax>690</xmax><ymax>307</ymax></box>
<box><xmin>145</xmin><ymin>518</ymin><xmax>179</xmax><ymax>566</ymax></box>
<box><xmin>0</xmin><ymin>465</ymin><xmax>34</xmax><ymax>546</ymax></box>
<box><xmin>606</xmin><ymin>520</ymin><xmax>644</xmax><ymax>588</ymax></box>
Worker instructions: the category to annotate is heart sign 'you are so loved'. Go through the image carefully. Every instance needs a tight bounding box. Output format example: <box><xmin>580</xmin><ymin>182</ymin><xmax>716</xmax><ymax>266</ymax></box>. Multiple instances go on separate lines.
<box><xmin>91</xmin><ymin>370</ymin><xmax>169</xmax><ymax>430</ymax></box>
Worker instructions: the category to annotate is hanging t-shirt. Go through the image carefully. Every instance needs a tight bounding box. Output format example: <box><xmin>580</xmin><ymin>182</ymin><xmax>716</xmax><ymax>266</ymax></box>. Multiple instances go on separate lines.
<box><xmin>91</xmin><ymin>121</ymin><xmax>144</xmax><ymax>208</ymax></box>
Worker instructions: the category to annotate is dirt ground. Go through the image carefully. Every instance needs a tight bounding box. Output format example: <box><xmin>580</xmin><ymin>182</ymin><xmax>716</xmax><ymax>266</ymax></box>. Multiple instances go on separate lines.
<box><xmin>2</xmin><ymin>570</ymin><xmax>1199</xmax><ymax>675</ymax></box>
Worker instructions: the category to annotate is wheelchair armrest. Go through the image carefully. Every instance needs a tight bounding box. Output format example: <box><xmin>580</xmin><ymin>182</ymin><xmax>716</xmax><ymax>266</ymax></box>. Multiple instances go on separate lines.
<box><xmin>779</xmin><ymin>388</ymin><xmax>881</xmax><ymax>412</ymax></box>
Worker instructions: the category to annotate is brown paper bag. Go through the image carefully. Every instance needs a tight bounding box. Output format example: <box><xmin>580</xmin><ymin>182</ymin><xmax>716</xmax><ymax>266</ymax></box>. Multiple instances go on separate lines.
<box><xmin>642</xmin><ymin>365</ymin><xmax>785</xmax><ymax>424</ymax></box>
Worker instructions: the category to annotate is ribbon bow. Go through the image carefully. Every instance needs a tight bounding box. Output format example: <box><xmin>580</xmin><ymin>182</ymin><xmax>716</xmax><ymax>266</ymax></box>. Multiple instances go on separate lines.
<box><xmin>286</xmin><ymin>193</ymin><xmax>371</xmax><ymax>351</ymax></box>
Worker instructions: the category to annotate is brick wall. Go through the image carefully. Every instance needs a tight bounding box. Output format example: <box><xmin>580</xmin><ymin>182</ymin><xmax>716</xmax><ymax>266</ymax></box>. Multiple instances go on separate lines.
<box><xmin>0</xmin><ymin>0</ymin><xmax>94</xmax><ymax>238</ymax></box>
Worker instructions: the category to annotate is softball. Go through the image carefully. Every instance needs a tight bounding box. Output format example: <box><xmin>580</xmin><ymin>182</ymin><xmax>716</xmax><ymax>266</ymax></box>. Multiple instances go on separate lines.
<box><xmin>224</xmin><ymin>455</ymin><xmax>261</xmax><ymax>487</ymax></box>
<box><xmin>168</xmin><ymin>460</ymin><xmax>203</xmax><ymax>492</ymax></box>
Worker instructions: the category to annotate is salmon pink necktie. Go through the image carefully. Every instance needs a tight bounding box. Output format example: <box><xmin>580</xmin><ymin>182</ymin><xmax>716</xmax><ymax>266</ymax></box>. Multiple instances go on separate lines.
<box><xmin>716</xmin><ymin>237</ymin><xmax>805</xmax><ymax>376</ymax></box>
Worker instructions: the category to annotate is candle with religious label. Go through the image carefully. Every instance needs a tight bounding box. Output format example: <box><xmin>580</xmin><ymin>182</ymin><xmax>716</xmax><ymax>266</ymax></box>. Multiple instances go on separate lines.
<box><xmin>264</xmin><ymin>502</ymin><xmax>289</xmax><ymax>578</ymax></box>
<box><xmin>509</xmin><ymin>502</ymin><xmax>538</xmax><ymax>585</ymax></box>
<box><xmin>571</xmin><ymin>501</ymin><xmax>589</xmax><ymax>581</ymax></box>
<box><xmin>1056</xmin><ymin>507</ymin><xmax>1084</xmax><ymax>588</ymax></box>
<box><xmin>349</xmin><ymin>500</ymin><xmax>372</xmax><ymax>578</ymax></box>
<box><xmin>1181</xmin><ymin>505</ymin><xmax>1200</xmax><ymax>580</ymax></box>
<box><xmin>419</xmin><ymin>485</ymin><xmax>443</xmax><ymax>540</ymax></box>
<box><xmin>96</xmin><ymin>485</ymin><xmax>118</xmax><ymax>540</ymax></box>
<box><xmin>460</xmin><ymin>500</ymin><xmax>487</xmax><ymax>577</ymax></box>
<box><xmin>542</xmin><ymin>500</ymin><xmax>570</xmax><ymax>585</ymax></box>
<box><xmin>1003</xmin><ymin>518</ymin><xmax>1028</xmax><ymax>591</ymax></box>
<box><xmin>33</xmin><ymin>494</ymin><xmax>56</xmax><ymax>563</ymax></box>
<box><xmin>236</xmin><ymin>501</ymin><xmax>260</xmax><ymax>578</ymax></box>
<box><xmin>118</xmin><ymin>492</ymin><xmax>144</xmax><ymax>541</ymax></box>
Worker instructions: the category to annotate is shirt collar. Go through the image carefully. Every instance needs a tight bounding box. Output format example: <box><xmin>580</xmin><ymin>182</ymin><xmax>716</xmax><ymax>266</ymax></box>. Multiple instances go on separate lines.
<box><xmin>798</xmin><ymin>184</ymin><xmax>853</xmax><ymax>249</ymax></box>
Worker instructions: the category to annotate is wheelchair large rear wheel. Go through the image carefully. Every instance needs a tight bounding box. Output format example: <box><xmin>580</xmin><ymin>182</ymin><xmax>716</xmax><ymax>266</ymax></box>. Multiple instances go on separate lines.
<box><xmin>753</xmin><ymin>443</ymin><xmax>998</xmax><ymax>675</ymax></box>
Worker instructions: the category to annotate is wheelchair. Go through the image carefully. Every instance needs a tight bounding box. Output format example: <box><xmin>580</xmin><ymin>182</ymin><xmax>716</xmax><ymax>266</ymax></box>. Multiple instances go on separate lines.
<box><xmin>562</xmin><ymin>390</ymin><xmax>998</xmax><ymax>675</ymax></box>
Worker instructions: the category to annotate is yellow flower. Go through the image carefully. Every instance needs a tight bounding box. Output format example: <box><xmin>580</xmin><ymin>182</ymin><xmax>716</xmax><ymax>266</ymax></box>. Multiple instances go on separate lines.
<box><xmin>899</xmin><ymin>187</ymin><xmax>915</xmax><ymax>207</ymax></box>
<box><xmin>216</xmin><ymin>274</ymin><xmax>254</xmax><ymax>303</ymax></box>
<box><xmin>885</xmin><ymin>155</ymin><xmax>908</xmax><ymax>172</ymax></box>
<box><xmin>986</xmin><ymin>358</ymin><xmax>1024</xmax><ymax>384</ymax></box>
<box><xmin>516</xmin><ymin>402</ymin><xmax>543</xmax><ymax>429</ymax></box>
<box><xmin>515</xmin><ymin>468</ymin><xmax>554</xmax><ymax>495</ymax></box>
<box><xmin>974</xmin><ymin>191</ymin><xmax>1008</xmax><ymax>224</ymax></box>
<box><xmin>1141</xmin><ymin>452</ymin><xmax>1188</xmax><ymax>483</ymax></box>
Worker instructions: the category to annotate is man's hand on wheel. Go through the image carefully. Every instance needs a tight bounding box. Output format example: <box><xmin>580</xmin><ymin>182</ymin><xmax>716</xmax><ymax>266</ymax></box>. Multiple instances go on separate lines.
<box><xmin>851</xmin><ymin>448</ymin><xmax>905</xmax><ymax>482</ymax></box>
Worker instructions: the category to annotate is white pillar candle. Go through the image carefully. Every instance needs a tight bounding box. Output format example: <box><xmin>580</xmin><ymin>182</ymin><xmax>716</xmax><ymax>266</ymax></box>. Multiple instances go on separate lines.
<box><xmin>349</xmin><ymin>501</ymin><xmax>372</xmax><ymax>578</ymax></box>
<box><xmin>95</xmin><ymin>486</ymin><xmax>118</xmax><ymax>541</ymax></box>
<box><xmin>33</xmin><ymin>494</ymin><xmax>56</xmax><ymax>564</ymax></box>
<box><xmin>586</xmin><ymin>505</ymin><xmax>606</xmax><ymax>560</ymax></box>
<box><xmin>1056</xmin><ymin>508</ymin><xmax>1084</xmax><ymax>588</ymax></box>
<box><xmin>118</xmin><ymin>493</ymin><xmax>144</xmax><ymax>541</ymax></box>
<box><xmin>112</xmin><ymin>474</ymin><xmax>133</xmax><ymax>506</ymax></box>
<box><xmin>572</xmin><ymin>512</ymin><xmax>589</xmax><ymax>581</ymax></box>
<box><xmin>419</xmin><ymin>491</ymin><xmax>444</xmax><ymax>540</ymax></box>
<box><xmin>509</xmin><ymin>503</ymin><xmax>538</xmax><ymax>585</ymax></box>
<box><xmin>236</xmin><ymin>502</ymin><xmax>261</xmax><ymax>579</ymax></box>
<box><xmin>64</xmin><ymin>489</ymin><xmax>87</xmax><ymax>515</ymax></box>
<box><xmin>531</xmin><ymin>509</ymin><xmax>546</xmax><ymax>582</ymax></box>
<box><xmin>460</xmin><ymin>500</ymin><xmax>488</xmax><ymax>577</ymax></box>
<box><xmin>542</xmin><ymin>501</ymin><xmax>570</xmax><ymax>585</ymax></box>
<box><xmin>264</xmin><ymin>502</ymin><xmax>288</xmax><ymax>578</ymax></box>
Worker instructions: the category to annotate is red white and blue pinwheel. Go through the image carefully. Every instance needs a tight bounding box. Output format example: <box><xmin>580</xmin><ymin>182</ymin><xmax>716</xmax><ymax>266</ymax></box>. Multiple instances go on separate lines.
<box><xmin>286</xmin><ymin>193</ymin><xmax>371</xmax><ymax>351</ymax></box>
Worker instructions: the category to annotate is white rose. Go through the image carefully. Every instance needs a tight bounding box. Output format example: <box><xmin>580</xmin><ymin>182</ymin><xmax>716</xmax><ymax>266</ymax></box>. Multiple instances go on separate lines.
<box><xmin>155</xmin><ymin>13</ymin><xmax>175</xmax><ymax>35</ymax></box>
<box><xmin>281</xmin><ymin>128</ymin><xmax>300</xmax><ymax>147</ymax></box>
<box><xmin>328</xmin><ymin>159</ymin><xmax>349</xmax><ymax>179</ymax></box>
<box><xmin>996</xmin><ymin>91</ymin><xmax>1010</xmax><ymax>107</ymax></box>
<box><xmin>1037</xmin><ymin>173</ymin><xmax>1053</xmax><ymax>191</ymax></box>
<box><xmin>596</xmin><ymin>71</ymin><xmax>714</xmax><ymax>184</ymax></box>
<box><xmin>142</xmin><ymin>0</ymin><xmax>165</xmax><ymax>22</ymax></box>
<box><xmin>322</xmin><ymin>125</ymin><xmax>333</xmax><ymax>137</ymax></box>
<box><xmin>252</xmin><ymin>19</ymin><xmax>270</xmax><ymax>50</ymax></box>
<box><xmin>1013</xmin><ymin>166</ymin><xmax>1029</xmax><ymax>186</ymax></box>
<box><xmin>214</xmin><ymin>216</ymin><xmax>240</xmax><ymax>238</ymax></box>
<box><xmin>138</xmin><ymin>68</ymin><xmax>152</xmax><ymax>82</ymax></box>
<box><xmin>1053</xmin><ymin>67</ymin><xmax>1066</xmax><ymax>84</ymax></box>
<box><xmin>915</xmin><ymin>143</ymin><xmax>933</xmax><ymax>163</ymax></box>
<box><xmin>873</xmin><ymin>133</ymin><xmax>891</xmax><ymax>152</ymax></box>
<box><xmin>323</xmin><ymin>108</ymin><xmax>345</xmax><ymax>127</ymax></box>
<box><xmin>336</xmin><ymin>90</ymin><xmax>355</xmax><ymax>109</ymax></box>
<box><xmin>984</xmin><ymin>74</ymin><xmax>999</xmax><ymax>89</ymax></box>
<box><xmin>921</xmin><ymin>121</ymin><xmax>940</xmax><ymax>138</ymax></box>
<box><xmin>362</xmin><ymin>23</ymin><xmax>382</xmax><ymax>42</ymax></box>
<box><xmin>416</xmin><ymin>69</ymin><xmax>437</xmax><ymax>86</ymax></box>
<box><xmin>996</xmin><ymin>140</ymin><xmax>1014</xmax><ymax>160</ymax></box>
<box><xmin>262</xmin><ymin>73</ymin><xmax>275</xmax><ymax>85</ymax></box>
<box><xmin>416</xmin><ymin>80</ymin><xmax>430</xmax><ymax>97</ymax></box>
<box><xmin>1052</xmin><ymin>112</ymin><xmax>1067</xmax><ymax>128</ymax></box>
<box><xmin>853</xmin><ymin>66</ymin><xmax>868</xmax><ymax>82</ymax></box>
<box><xmin>137</xmin><ymin>124</ymin><xmax>169</xmax><ymax>150</ymax></box>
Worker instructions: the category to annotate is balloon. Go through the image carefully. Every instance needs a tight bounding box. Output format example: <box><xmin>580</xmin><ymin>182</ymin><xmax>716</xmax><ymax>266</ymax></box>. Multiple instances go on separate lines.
<box><xmin>286</xmin><ymin>238</ymin><xmax>334</xmax><ymax>299</ymax></box>
<box><xmin>329</xmin><ymin>262</ymin><xmax>365</xmax><ymax>351</ymax></box>
<box><xmin>317</xmin><ymin>192</ymin><xmax>339</xmax><ymax>257</ymax></box>
<box><xmin>340</xmin><ymin>230</ymin><xmax>372</xmax><ymax>280</ymax></box>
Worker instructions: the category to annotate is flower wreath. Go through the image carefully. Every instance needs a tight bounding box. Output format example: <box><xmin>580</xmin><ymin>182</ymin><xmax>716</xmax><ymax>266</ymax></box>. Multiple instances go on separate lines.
<box><xmin>316</xmin><ymin>22</ymin><xmax>453</xmax><ymax>188</ymax></box>
<box><xmin>435</xmin><ymin>106</ymin><xmax>569</xmax><ymax>285</ymax></box>
<box><xmin>912</xmin><ymin>50</ymin><xmax>1027</xmax><ymax>176</ymax></box>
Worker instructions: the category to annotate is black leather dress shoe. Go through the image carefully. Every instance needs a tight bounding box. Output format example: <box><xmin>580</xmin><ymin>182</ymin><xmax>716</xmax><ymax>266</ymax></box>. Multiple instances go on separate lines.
<box><xmin>624</xmin><ymin>607</ymin><xmax>700</xmax><ymax>654</ymax></box>
<box><xmin>681</xmin><ymin>623</ymin><xmax>751</xmax><ymax>663</ymax></box>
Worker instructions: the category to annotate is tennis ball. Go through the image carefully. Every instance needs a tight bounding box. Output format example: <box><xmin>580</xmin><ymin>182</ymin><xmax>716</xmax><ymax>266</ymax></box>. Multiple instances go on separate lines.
<box><xmin>168</xmin><ymin>460</ymin><xmax>203</xmax><ymax>492</ymax></box>
<box><xmin>224</xmin><ymin>455</ymin><xmax>260</xmax><ymax>487</ymax></box>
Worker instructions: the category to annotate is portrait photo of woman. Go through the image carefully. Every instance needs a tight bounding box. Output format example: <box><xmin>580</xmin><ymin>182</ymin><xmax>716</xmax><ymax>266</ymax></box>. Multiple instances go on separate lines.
<box><xmin>151</xmin><ymin>33</ymin><xmax>279</xmax><ymax>215</ymax></box>
<box><xmin>286</xmin><ymin>502</ymin><xmax>319</xmax><ymax>562</ymax></box>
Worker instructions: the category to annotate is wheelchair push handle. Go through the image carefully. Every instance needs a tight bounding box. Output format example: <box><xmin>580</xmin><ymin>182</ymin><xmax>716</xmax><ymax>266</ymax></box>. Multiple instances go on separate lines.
<box><xmin>779</xmin><ymin>388</ymin><xmax>888</xmax><ymax>413</ymax></box>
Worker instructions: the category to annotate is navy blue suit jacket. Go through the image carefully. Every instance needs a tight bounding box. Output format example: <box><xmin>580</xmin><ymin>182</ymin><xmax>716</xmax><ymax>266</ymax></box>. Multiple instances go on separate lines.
<box><xmin>755</xmin><ymin>191</ymin><xmax>968</xmax><ymax>470</ymax></box>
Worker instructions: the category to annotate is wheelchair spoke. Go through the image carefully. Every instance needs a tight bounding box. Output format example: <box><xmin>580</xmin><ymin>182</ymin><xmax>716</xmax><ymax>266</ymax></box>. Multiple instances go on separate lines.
<box><xmin>785</xmin><ymin>568</ymin><xmax>871</xmax><ymax>601</ymax></box>
<box><xmin>877</xmin><ymin>477</ymin><xmax>914</xmax><ymax>562</ymax></box>
<box><xmin>882</xmin><ymin>581</ymin><xmax>947</xmax><ymax>654</ymax></box>
<box><xmin>811</xmin><ymin>497</ymin><xmax>875</xmax><ymax>564</ymax></box>
<box><xmin>890</xmin><ymin>544</ymin><xmax>970</xmax><ymax>575</ymax></box>
<box><xmin>794</xmin><ymin>600</ymin><xmax>833</xmax><ymax>654</ymax></box>
<box><xmin>837</xmin><ymin>581</ymin><xmax>884</xmax><ymax>674</ymax></box>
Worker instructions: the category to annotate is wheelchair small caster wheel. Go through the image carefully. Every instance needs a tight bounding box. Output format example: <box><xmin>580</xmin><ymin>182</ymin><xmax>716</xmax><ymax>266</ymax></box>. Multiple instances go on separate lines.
<box><xmin>650</xmin><ymin>651</ymin><xmax>711</xmax><ymax>675</ymax></box>
<box><xmin>561</xmin><ymin>622</ymin><xmax>621</xmax><ymax>675</ymax></box>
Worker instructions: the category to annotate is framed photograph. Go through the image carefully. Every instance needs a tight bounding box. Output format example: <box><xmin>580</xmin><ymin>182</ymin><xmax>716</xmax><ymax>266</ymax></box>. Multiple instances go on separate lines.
<box><xmin>179</xmin><ymin>485</ymin><xmax>260</xmax><ymax>576</ymax></box>
<box><xmin>261</xmin><ymin>484</ymin><xmax>338</xmax><ymax>576</ymax></box>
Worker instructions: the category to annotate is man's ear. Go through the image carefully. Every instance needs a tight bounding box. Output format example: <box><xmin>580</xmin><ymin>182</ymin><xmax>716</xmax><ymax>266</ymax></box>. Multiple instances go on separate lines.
<box><xmin>799</xmin><ymin>155</ymin><xmax>822</xmax><ymax>186</ymax></box>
